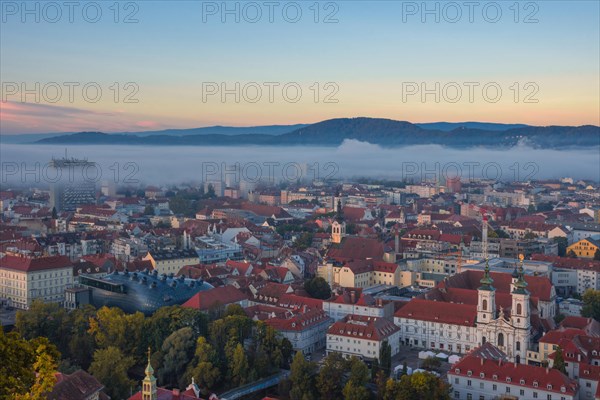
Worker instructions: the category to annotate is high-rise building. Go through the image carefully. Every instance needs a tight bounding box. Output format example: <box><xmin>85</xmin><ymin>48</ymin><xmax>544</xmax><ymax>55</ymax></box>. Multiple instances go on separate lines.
<box><xmin>48</xmin><ymin>157</ymin><xmax>97</xmax><ymax>212</ymax></box>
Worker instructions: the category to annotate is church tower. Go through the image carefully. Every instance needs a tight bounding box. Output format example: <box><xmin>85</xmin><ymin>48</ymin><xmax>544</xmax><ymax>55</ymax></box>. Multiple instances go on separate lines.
<box><xmin>331</xmin><ymin>198</ymin><xmax>346</xmax><ymax>244</ymax></box>
<box><xmin>477</xmin><ymin>259</ymin><xmax>496</xmax><ymax>324</ymax></box>
<box><xmin>142</xmin><ymin>347</ymin><xmax>157</xmax><ymax>400</ymax></box>
<box><xmin>511</xmin><ymin>255</ymin><xmax>530</xmax><ymax>330</ymax></box>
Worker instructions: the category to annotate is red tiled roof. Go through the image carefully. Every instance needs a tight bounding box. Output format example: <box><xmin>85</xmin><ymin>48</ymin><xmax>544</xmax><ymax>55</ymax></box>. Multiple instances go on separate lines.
<box><xmin>449</xmin><ymin>353</ymin><xmax>578</xmax><ymax>395</ymax></box>
<box><xmin>48</xmin><ymin>370</ymin><xmax>104</xmax><ymax>400</ymax></box>
<box><xmin>328</xmin><ymin>314</ymin><xmax>399</xmax><ymax>341</ymax></box>
<box><xmin>128</xmin><ymin>387</ymin><xmax>202</xmax><ymax>400</ymax></box>
<box><xmin>531</xmin><ymin>254</ymin><xmax>600</xmax><ymax>273</ymax></box>
<box><xmin>327</xmin><ymin>237</ymin><xmax>385</xmax><ymax>261</ymax></box>
<box><xmin>395</xmin><ymin>298</ymin><xmax>477</xmax><ymax>327</ymax></box>
<box><xmin>0</xmin><ymin>255</ymin><xmax>72</xmax><ymax>272</ymax></box>
<box><xmin>182</xmin><ymin>285</ymin><xmax>247</xmax><ymax>310</ymax></box>
<box><xmin>278</xmin><ymin>293</ymin><xmax>324</xmax><ymax>310</ymax></box>
<box><xmin>439</xmin><ymin>270</ymin><xmax>553</xmax><ymax>302</ymax></box>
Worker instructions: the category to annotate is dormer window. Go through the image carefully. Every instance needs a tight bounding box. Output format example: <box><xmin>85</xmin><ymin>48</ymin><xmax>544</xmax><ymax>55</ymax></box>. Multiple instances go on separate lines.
<box><xmin>455</xmin><ymin>368</ymin><xmax>460</xmax><ymax>374</ymax></box>
<box><xmin>480</xmin><ymin>373</ymin><xmax>485</xmax><ymax>378</ymax></box>
<box><xmin>533</xmin><ymin>381</ymin><xmax>538</xmax><ymax>388</ymax></box>
<box><xmin>520</xmin><ymin>379</ymin><xmax>525</xmax><ymax>385</ymax></box>
<box><xmin>467</xmin><ymin>371</ymin><xmax>472</xmax><ymax>376</ymax></box>
<box><xmin>561</xmin><ymin>386</ymin><xmax>566</xmax><ymax>393</ymax></box>
<box><xmin>493</xmin><ymin>374</ymin><xmax>498</xmax><ymax>380</ymax></box>
<box><xmin>506</xmin><ymin>377</ymin><xmax>511</xmax><ymax>383</ymax></box>
<box><xmin>547</xmin><ymin>384</ymin><xmax>552</xmax><ymax>390</ymax></box>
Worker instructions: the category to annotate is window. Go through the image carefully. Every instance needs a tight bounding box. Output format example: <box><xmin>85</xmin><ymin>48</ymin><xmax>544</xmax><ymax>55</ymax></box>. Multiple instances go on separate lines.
<box><xmin>467</xmin><ymin>395</ymin><xmax>472</xmax><ymax>400</ymax></box>
<box><xmin>455</xmin><ymin>378</ymin><xmax>459</xmax><ymax>384</ymax></box>
<box><xmin>520</xmin><ymin>390</ymin><xmax>525</xmax><ymax>396</ymax></box>
<box><xmin>454</xmin><ymin>392</ymin><xmax>459</xmax><ymax>399</ymax></box>
<box><xmin>533</xmin><ymin>393</ymin><xmax>538</xmax><ymax>399</ymax></box>
<box><xmin>493</xmin><ymin>385</ymin><xmax>497</xmax><ymax>391</ymax></box>
<box><xmin>482</xmin><ymin>299</ymin><xmax>488</xmax><ymax>310</ymax></box>
<box><xmin>498</xmin><ymin>332</ymin><xmax>504</xmax><ymax>347</ymax></box>
<box><xmin>517</xmin><ymin>303</ymin><xmax>522</xmax><ymax>315</ymax></box>
<box><xmin>506</xmin><ymin>387</ymin><xmax>510</xmax><ymax>394</ymax></box>
<box><xmin>467</xmin><ymin>380</ymin><xmax>472</xmax><ymax>387</ymax></box>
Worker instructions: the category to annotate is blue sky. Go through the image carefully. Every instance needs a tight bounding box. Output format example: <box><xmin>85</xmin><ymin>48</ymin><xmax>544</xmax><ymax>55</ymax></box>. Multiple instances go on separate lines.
<box><xmin>1</xmin><ymin>0</ymin><xmax>599</xmax><ymax>133</ymax></box>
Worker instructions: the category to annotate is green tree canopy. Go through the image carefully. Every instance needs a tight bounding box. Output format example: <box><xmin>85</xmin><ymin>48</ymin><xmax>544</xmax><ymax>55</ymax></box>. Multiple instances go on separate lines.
<box><xmin>316</xmin><ymin>352</ymin><xmax>348</xmax><ymax>400</ymax></box>
<box><xmin>289</xmin><ymin>352</ymin><xmax>317</xmax><ymax>400</ymax></box>
<box><xmin>89</xmin><ymin>346</ymin><xmax>135</xmax><ymax>400</ymax></box>
<box><xmin>304</xmin><ymin>277</ymin><xmax>332</xmax><ymax>300</ymax></box>
<box><xmin>158</xmin><ymin>327</ymin><xmax>196</xmax><ymax>388</ymax></box>
<box><xmin>582</xmin><ymin>289</ymin><xmax>600</xmax><ymax>321</ymax></box>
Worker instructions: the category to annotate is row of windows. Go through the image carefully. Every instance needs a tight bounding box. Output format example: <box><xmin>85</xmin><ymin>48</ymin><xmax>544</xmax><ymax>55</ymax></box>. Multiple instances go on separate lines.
<box><xmin>456</xmin><ymin>390</ymin><xmax>566</xmax><ymax>400</ymax></box>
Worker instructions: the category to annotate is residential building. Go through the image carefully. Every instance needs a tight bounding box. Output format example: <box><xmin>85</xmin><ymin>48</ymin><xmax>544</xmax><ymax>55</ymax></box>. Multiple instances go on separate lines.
<box><xmin>322</xmin><ymin>287</ymin><xmax>394</xmax><ymax>321</ymax></box>
<box><xmin>245</xmin><ymin>304</ymin><xmax>332</xmax><ymax>355</ymax></box>
<box><xmin>143</xmin><ymin>249</ymin><xmax>199</xmax><ymax>275</ymax></box>
<box><xmin>567</xmin><ymin>238</ymin><xmax>600</xmax><ymax>259</ymax></box>
<box><xmin>0</xmin><ymin>255</ymin><xmax>74</xmax><ymax>309</ymax></box>
<box><xmin>327</xmin><ymin>314</ymin><xmax>401</xmax><ymax>361</ymax></box>
<box><xmin>448</xmin><ymin>344</ymin><xmax>579</xmax><ymax>400</ymax></box>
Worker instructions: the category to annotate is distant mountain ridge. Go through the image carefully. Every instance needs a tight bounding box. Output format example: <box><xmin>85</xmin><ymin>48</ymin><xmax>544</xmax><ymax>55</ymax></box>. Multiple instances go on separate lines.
<box><xmin>18</xmin><ymin>117</ymin><xmax>600</xmax><ymax>149</ymax></box>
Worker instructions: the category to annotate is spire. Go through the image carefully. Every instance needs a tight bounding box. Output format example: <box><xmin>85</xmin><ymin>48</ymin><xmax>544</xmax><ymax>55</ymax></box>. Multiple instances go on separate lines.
<box><xmin>336</xmin><ymin>198</ymin><xmax>344</xmax><ymax>222</ymax></box>
<box><xmin>145</xmin><ymin>347</ymin><xmax>154</xmax><ymax>376</ymax></box>
<box><xmin>513</xmin><ymin>254</ymin><xmax>529</xmax><ymax>294</ymax></box>
<box><xmin>479</xmin><ymin>258</ymin><xmax>494</xmax><ymax>290</ymax></box>
<box><xmin>142</xmin><ymin>346</ymin><xmax>157</xmax><ymax>400</ymax></box>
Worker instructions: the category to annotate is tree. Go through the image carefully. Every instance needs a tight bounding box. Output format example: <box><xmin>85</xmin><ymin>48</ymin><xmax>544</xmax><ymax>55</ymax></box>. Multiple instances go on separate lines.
<box><xmin>594</xmin><ymin>248</ymin><xmax>600</xmax><ymax>261</ymax></box>
<box><xmin>386</xmin><ymin>372</ymin><xmax>451</xmax><ymax>400</ymax></box>
<box><xmin>582</xmin><ymin>289</ymin><xmax>600</xmax><ymax>321</ymax></box>
<box><xmin>88</xmin><ymin>307</ymin><xmax>144</xmax><ymax>359</ymax></box>
<box><xmin>316</xmin><ymin>352</ymin><xmax>348</xmax><ymax>400</ymax></box>
<box><xmin>186</xmin><ymin>337</ymin><xmax>221</xmax><ymax>390</ymax></box>
<box><xmin>524</xmin><ymin>232</ymin><xmax>537</xmax><ymax>240</ymax></box>
<box><xmin>567</xmin><ymin>249</ymin><xmax>577</xmax><ymax>258</ymax></box>
<box><xmin>421</xmin><ymin>356</ymin><xmax>441</xmax><ymax>371</ymax></box>
<box><xmin>0</xmin><ymin>329</ymin><xmax>35</xmax><ymax>398</ymax></box>
<box><xmin>379</xmin><ymin>341</ymin><xmax>392</xmax><ymax>377</ymax></box>
<box><xmin>304</xmin><ymin>277</ymin><xmax>332</xmax><ymax>300</ymax></box>
<box><xmin>13</xmin><ymin>342</ymin><xmax>58</xmax><ymax>400</ymax></box>
<box><xmin>552</xmin><ymin>346</ymin><xmax>567</xmax><ymax>374</ymax></box>
<box><xmin>144</xmin><ymin>205</ymin><xmax>155</xmax><ymax>215</ymax></box>
<box><xmin>343</xmin><ymin>357</ymin><xmax>371</xmax><ymax>400</ymax></box>
<box><xmin>15</xmin><ymin>300</ymin><xmax>70</xmax><ymax>356</ymax></box>
<box><xmin>224</xmin><ymin>303</ymin><xmax>246</xmax><ymax>317</ymax></box>
<box><xmin>294</xmin><ymin>232</ymin><xmax>314</xmax><ymax>250</ymax></box>
<box><xmin>230</xmin><ymin>343</ymin><xmax>249</xmax><ymax>387</ymax></box>
<box><xmin>51</xmin><ymin>207</ymin><xmax>58</xmax><ymax>219</ymax></box>
<box><xmin>158</xmin><ymin>327</ymin><xmax>196</xmax><ymax>388</ymax></box>
<box><xmin>89</xmin><ymin>346</ymin><xmax>135</xmax><ymax>400</ymax></box>
<box><xmin>553</xmin><ymin>236</ymin><xmax>568</xmax><ymax>257</ymax></box>
<box><xmin>494</xmin><ymin>229</ymin><xmax>510</xmax><ymax>239</ymax></box>
<box><xmin>67</xmin><ymin>304</ymin><xmax>97</xmax><ymax>370</ymax></box>
<box><xmin>554</xmin><ymin>313</ymin><xmax>566</xmax><ymax>324</ymax></box>
<box><xmin>289</xmin><ymin>352</ymin><xmax>317</xmax><ymax>400</ymax></box>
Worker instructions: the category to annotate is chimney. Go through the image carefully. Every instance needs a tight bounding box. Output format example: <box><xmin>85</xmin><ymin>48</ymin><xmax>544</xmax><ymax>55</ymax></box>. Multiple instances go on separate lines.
<box><xmin>350</xmin><ymin>290</ymin><xmax>357</xmax><ymax>304</ymax></box>
<box><xmin>480</xmin><ymin>358</ymin><xmax>484</xmax><ymax>366</ymax></box>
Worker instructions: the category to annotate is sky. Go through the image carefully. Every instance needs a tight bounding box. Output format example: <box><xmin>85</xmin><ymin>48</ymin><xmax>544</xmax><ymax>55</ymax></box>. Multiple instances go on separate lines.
<box><xmin>1</xmin><ymin>0</ymin><xmax>599</xmax><ymax>134</ymax></box>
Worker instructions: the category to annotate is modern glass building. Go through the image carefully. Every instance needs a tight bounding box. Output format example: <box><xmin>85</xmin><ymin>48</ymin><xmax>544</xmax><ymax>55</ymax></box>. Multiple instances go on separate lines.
<box><xmin>79</xmin><ymin>269</ymin><xmax>213</xmax><ymax>314</ymax></box>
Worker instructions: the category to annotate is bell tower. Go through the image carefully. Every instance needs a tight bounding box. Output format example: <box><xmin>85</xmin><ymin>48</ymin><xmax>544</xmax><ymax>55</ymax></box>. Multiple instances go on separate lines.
<box><xmin>511</xmin><ymin>255</ymin><xmax>530</xmax><ymax>330</ymax></box>
<box><xmin>331</xmin><ymin>198</ymin><xmax>346</xmax><ymax>244</ymax></box>
<box><xmin>142</xmin><ymin>347</ymin><xmax>157</xmax><ymax>400</ymax></box>
<box><xmin>477</xmin><ymin>259</ymin><xmax>496</xmax><ymax>324</ymax></box>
